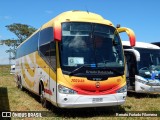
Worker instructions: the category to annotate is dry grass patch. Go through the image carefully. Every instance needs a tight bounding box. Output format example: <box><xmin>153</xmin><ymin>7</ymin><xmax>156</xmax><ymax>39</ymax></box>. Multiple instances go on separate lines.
<box><xmin>0</xmin><ymin>65</ymin><xmax>160</xmax><ymax>120</ymax></box>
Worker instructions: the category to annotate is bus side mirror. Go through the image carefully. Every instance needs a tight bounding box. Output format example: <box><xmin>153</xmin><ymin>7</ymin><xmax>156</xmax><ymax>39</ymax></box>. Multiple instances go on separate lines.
<box><xmin>117</xmin><ymin>27</ymin><xmax>136</xmax><ymax>47</ymax></box>
<box><xmin>54</xmin><ymin>21</ymin><xmax>62</xmax><ymax>41</ymax></box>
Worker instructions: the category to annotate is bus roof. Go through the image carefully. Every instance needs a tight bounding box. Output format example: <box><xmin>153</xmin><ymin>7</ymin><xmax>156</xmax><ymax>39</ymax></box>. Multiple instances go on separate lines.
<box><xmin>17</xmin><ymin>10</ymin><xmax>114</xmax><ymax>49</ymax></box>
<box><xmin>122</xmin><ymin>41</ymin><xmax>160</xmax><ymax>49</ymax></box>
<box><xmin>151</xmin><ymin>42</ymin><xmax>160</xmax><ymax>47</ymax></box>
<box><xmin>43</xmin><ymin>10</ymin><xmax>114</xmax><ymax>28</ymax></box>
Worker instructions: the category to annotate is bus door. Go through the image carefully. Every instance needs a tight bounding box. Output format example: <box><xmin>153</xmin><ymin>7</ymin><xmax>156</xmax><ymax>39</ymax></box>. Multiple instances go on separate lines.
<box><xmin>38</xmin><ymin>27</ymin><xmax>57</xmax><ymax>104</ymax></box>
<box><xmin>124</xmin><ymin>51</ymin><xmax>137</xmax><ymax>90</ymax></box>
<box><xmin>48</xmin><ymin>40</ymin><xmax>57</xmax><ymax>105</ymax></box>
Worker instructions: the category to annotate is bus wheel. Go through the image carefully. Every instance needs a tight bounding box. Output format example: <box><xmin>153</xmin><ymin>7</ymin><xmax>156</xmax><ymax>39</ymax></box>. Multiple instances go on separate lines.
<box><xmin>18</xmin><ymin>77</ymin><xmax>23</xmax><ymax>90</ymax></box>
<box><xmin>39</xmin><ymin>82</ymin><xmax>47</xmax><ymax>108</ymax></box>
<box><xmin>16</xmin><ymin>76</ymin><xmax>19</xmax><ymax>88</ymax></box>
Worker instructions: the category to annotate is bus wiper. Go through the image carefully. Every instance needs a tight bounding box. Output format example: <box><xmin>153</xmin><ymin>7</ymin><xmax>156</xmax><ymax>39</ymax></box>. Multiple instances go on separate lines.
<box><xmin>69</xmin><ymin>64</ymin><xmax>96</xmax><ymax>76</ymax></box>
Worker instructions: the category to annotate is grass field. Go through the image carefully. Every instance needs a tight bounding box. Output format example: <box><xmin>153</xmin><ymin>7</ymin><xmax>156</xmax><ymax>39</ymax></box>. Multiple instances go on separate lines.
<box><xmin>0</xmin><ymin>65</ymin><xmax>160</xmax><ymax>120</ymax></box>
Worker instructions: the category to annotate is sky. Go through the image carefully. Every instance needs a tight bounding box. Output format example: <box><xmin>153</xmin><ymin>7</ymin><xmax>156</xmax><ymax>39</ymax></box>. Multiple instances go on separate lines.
<box><xmin>0</xmin><ymin>0</ymin><xmax>160</xmax><ymax>64</ymax></box>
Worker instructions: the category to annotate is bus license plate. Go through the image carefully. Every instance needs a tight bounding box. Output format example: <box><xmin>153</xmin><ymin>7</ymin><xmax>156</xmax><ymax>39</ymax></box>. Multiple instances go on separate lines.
<box><xmin>92</xmin><ymin>98</ymin><xmax>103</xmax><ymax>103</ymax></box>
<box><xmin>154</xmin><ymin>88</ymin><xmax>160</xmax><ymax>91</ymax></box>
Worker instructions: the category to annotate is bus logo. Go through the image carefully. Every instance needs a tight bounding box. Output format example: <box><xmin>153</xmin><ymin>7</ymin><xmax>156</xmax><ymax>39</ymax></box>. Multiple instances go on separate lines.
<box><xmin>95</xmin><ymin>82</ymin><xmax>100</xmax><ymax>88</ymax></box>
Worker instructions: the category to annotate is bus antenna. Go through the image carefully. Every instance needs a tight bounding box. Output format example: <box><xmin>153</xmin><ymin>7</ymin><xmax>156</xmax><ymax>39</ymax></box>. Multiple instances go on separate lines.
<box><xmin>85</xmin><ymin>6</ymin><xmax>89</xmax><ymax>14</ymax></box>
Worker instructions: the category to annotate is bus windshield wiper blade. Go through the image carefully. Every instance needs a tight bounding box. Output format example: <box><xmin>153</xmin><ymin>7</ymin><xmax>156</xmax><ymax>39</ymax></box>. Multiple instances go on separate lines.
<box><xmin>69</xmin><ymin>64</ymin><xmax>96</xmax><ymax>76</ymax></box>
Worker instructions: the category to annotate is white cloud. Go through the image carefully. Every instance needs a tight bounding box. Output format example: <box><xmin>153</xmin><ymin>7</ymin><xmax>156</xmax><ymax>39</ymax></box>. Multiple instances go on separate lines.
<box><xmin>45</xmin><ymin>10</ymin><xmax>53</xmax><ymax>14</ymax></box>
<box><xmin>4</xmin><ymin>16</ymin><xmax>12</xmax><ymax>20</ymax></box>
<box><xmin>0</xmin><ymin>15</ymin><xmax>12</xmax><ymax>20</ymax></box>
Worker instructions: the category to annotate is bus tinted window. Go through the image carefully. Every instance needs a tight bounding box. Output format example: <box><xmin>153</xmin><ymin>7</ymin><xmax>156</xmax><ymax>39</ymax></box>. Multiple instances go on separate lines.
<box><xmin>60</xmin><ymin>22</ymin><xmax>124</xmax><ymax>76</ymax></box>
<box><xmin>16</xmin><ymin>32</ymin><xmax>39</xmax><ymax>58</ymax></box>
<box><xmin>39</xmin><ymin>27</ymin><xmax>53</xmax><ymax>58</ymax></box>
<box><xmin>50</xmin><ymin>41</ymin><xmax>56</xmax><ymax>70</ymax></box>
<box><xmin>39</xmin><ymin>27</ymin><xmax>56</xmax><ymax>70</ymax></box>
<box><xmin>39</xmin><ymin>27</ymin><xmax>53</xmax><ymax>46</ymax></box>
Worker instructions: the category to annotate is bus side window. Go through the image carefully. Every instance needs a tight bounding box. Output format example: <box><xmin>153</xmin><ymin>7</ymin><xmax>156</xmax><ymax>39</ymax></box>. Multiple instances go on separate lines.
<box><xmin>39</xmin><ymin>27</ymin><xmax>56</xmax><ymax>70</ymax></box>
<box><xmin>50</xmin><ymin>41</ymin><xmax>56</xmax><ymax>70</ymax></box>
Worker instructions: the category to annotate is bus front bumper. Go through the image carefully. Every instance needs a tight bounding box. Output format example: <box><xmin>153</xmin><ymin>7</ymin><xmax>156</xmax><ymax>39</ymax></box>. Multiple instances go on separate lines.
<box><xmin>57</xmin><ymin>92</ymin><xmax>127</xmax><ymax>108</ymax></box>
<box><xmin>135</xmin><ymin>81</ymin><xmax>160</xmax><ymax>93</ymax></box>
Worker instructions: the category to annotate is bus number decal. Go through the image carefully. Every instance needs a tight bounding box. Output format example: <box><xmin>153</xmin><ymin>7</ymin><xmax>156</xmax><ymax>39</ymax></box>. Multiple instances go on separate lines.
<box><xmin>71</xmin><ymin>79</ymin><xmax>85</xmax><ymax>82</ymax></box>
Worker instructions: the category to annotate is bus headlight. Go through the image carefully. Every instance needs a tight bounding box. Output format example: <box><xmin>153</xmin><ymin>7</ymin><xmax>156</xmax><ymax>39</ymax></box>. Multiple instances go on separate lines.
<box><xmin>136</xmin><ymin>77</ymin><xmax>148</xmax><ymax>85</ymax></box>
<box><xmin>58</xmin><ymin>84</ymin><xmax>77</xmax><ymax>94</ymax></box>
<box><xmin>116</xmin><ymin>85</ymin><xmax>127</xmax><ymax>93</ymax></box>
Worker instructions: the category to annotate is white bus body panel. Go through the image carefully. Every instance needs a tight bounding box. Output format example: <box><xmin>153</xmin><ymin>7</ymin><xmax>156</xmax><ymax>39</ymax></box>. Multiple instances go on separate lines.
<box><xmin>122</xmin><ymin>41</ymin><xmax>160</xmax><ymax>49</ymax></box>
<box><xmin>123</xmin><ymin>41</ymin><xmax>160</xmax><ymax>93</ymax></box>
<box><xmin>16</xmin><ymin>53</ymin><xmax>57</xmax><ymax>104</ymax></box>
<box><xmin>135</xmin><ymin>75</ymin><xmax>160</xmax><ymax>93</ymax></box>
<box><xmin>57</xmin><ymin>87</ymin><xmax>127</xmax><ymax>108</ymax></box>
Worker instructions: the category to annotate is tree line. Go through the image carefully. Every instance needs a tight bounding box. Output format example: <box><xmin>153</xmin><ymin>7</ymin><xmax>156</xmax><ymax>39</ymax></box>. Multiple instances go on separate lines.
<box><xmin>0</xmin><ymin>23</ymin><xmax>37</xmax><ymax>60</ymax></box>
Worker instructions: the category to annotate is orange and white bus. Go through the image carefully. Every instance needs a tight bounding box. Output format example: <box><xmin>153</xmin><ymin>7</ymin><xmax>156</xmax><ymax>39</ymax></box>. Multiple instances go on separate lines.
<box><xmin>15</xmin><ymin>10</ymin><xmax>135</xmax><ymax>108</ymax></box>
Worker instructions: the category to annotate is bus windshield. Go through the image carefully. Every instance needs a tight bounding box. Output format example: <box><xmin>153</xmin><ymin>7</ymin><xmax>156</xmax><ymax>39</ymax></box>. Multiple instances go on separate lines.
<box><xmin>136</xmin><ymin>48</ymin><xmax>160</xmax><ymax>78</ymax></box>
<box><xmin>59</xmin><ymin>22</ymin><xmax>124</xmax><ymax>76</ymax></box>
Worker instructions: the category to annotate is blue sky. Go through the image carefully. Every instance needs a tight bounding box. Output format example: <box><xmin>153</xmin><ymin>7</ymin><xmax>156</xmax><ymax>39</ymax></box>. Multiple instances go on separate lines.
<box><xmin>0</xmin><ymin>0</ymin><xmax>160</xmax><ymax>64</ymax></box>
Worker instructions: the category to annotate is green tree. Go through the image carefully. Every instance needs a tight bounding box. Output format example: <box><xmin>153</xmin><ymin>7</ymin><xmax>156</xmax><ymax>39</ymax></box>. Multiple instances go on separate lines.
<box><xmin>5</xmin><ymin>23</ymin><xmax>37</xmax><ymax>43</ymax></box>
<box><xmin>0</xmin><ymin>23</ymin><xmax>37</xmax><ymax>60</ymax></box>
